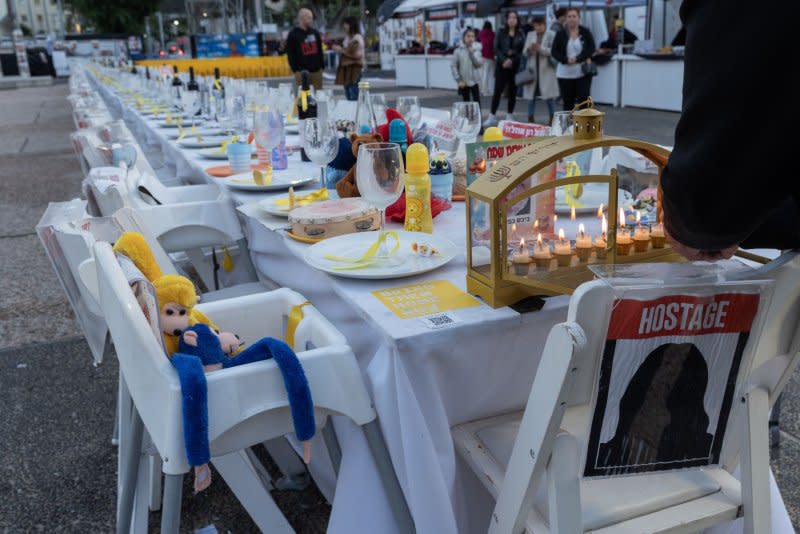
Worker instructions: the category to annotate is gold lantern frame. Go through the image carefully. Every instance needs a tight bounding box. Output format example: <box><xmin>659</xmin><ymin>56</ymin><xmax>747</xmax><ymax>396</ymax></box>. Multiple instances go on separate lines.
<box><xmin>466</xmin><ymin>132</ymin><xmax>680</xmax><ymax>308</ymax></box>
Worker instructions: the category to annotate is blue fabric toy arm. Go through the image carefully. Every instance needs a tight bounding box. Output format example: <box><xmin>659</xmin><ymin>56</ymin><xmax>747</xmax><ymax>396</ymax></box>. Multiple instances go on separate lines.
<box><xmin>223</xmin><ymin>338</ymin><xmax>316</xmax><ymax>441</ymax></box>
<box><xmin>171</xmin><ymin>354</ymin><xmax>210</xmax><ymax>466</ymax></box>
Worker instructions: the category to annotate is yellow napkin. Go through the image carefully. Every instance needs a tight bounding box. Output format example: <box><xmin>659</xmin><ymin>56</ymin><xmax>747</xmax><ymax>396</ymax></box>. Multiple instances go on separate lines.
<box><xmin>324</xmin><ymin>231</ymin><xmax>401</xmax><ymax>270</ymax></box>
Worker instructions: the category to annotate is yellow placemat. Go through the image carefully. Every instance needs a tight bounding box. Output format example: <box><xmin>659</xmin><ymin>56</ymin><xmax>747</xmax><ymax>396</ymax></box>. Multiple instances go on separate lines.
<box><xmin>372</xmin><ymin>280</ymin><xmax>480</xmax><ymax>320</ymax></box>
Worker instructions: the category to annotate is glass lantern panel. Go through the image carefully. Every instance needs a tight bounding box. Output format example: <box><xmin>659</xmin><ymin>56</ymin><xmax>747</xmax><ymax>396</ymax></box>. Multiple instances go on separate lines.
<box><xmin>469</xmin><ymin>195</ymin><xmax>492</xmax><ymax>279</ymax></box>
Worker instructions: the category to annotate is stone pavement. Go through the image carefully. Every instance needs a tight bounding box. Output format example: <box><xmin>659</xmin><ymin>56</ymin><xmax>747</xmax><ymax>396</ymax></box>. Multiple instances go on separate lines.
<box><xmin>0</xmin><ymin>80</ymin><xmax>797</xmax><ymax>532</ymax></box>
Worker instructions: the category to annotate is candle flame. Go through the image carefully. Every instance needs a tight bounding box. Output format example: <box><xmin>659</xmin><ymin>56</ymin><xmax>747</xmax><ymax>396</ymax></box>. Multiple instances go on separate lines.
<box><xmin>597</xmin><ymin>203</ymin><xmax>604</xmax><ymax>218</ymax></box>
<box><xmin>602</xmin><ymin>214</ymin><xmax>608</xmax><ymax>235</ymax></box>
<box><xmin>537</xmin><ymin>232</ymin><xmax>543</xmax><ymax>248</ymax></box>
<box><xmin>635</xmin><ymin>210</ymin><xmax>641</xmax><ymax>225</ymax></box>
<box><xmin>533</xmin><ymin>219</ymin><xmax>539</xmax><ymax>229</ymax></box>
<box><xmin>619</xmin><ymin>207</ymin><xmax>626</xmax><ymax>228</ymax></box>
<box><xmin>512</xmin><ymin>223</ymin><xmax>517</xmax><ymax>233</ymax></box>
<box><xmin>578</xmin><ymin>223</ymin><xmax>586</xmax><ymax>238</ymax></box>
<box><xmin>558</xmin><ymin>228</ymin><xmax>566</xmax><ymax>242</ymax></box>
<box><xmin>520</xmin><ymin>237</ymin><xmax>525</xmax><ymax>248</ymax></box>
<box><xmin>571</xmin><ymin>206</ymin><xmax>576</xmax><ymax>221</ymax></box>
<box><xmin>553</xmin><ymin>214</ymin><xmax>558</xmax><ymax>224</ymax></box>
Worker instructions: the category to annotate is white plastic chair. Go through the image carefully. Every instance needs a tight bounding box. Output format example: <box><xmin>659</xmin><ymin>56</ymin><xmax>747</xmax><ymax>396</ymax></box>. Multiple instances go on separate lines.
<box><xmin>453</xmin><ymin>256</ymin><xmax>800</xmax><ymax>534</ymax></box>
<box><xmin>92</xmin><ymin>242</ymin><xmax>414</xmax><ymax>533</ymax></box>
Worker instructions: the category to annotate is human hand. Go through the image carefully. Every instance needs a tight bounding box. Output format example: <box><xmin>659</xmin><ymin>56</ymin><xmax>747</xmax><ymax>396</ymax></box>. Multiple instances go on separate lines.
<box><xmin>533</xmin><ymin>43</ymin><xmax>541</xmax><ymax>52</ymax></box>
<box><xmin>666</xmin><ymin>232</ymin><xmax>738</xmax><ymax>261</ymax></box>
<box><xmin>502</xmin><ymin>59</ymin><xmax>512</xmax><ymax>68</ymax></box>
<box><xmin>567</xmin><ymin>56</ymin><xmax>576</xmax><ymax>64</ymax></box>
<box><xmin>458</xmin><ymin>81</ymin><xmax>466</xmax><ymax>88</ymax></box>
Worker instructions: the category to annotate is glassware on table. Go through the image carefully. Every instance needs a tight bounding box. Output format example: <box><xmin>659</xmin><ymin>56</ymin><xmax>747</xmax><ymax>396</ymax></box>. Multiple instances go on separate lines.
<box><xmin>371</xmin><ymin>94</ymin><xmax>388</xmax><ymax>125</ymax></box>
<box><xmin>551</xmin><ymin>111</ymin><xmax>574</xmax><ymax>136</ymax></box>
<box><xmin>303</xmin><ymin>118</ymin><xmax>339</xmax><ymax>193</ymax></box>
<box><xmin>396</xmin><ymin>95</ymin><xmax>422</xmax><ymax>130</ymax></box>
<box><xmin>254</xmin><ymin>110</ymin><xmax>284</xmax><ymax>169</ymax></box>
<box><xmin>451</xmin><ymin>101</ymin><xmax>482</xmax><ymax>146</ymax></box>
<box><xmin>355</xmin><ymin>143</ymin><xmax>406</xmax><ymax>263</ymax></box>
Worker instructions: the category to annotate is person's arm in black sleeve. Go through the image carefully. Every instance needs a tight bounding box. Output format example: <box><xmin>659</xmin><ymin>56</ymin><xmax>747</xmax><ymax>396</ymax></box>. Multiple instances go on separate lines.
<box><xmin>316</xmin><ymin>30</ymin><xmax>324</xmax><ymax>71</ymax></box>
<box><xmin>550</xmin><ymin>30</ymin><xmax>567</xmax><ymax>64</ymax></box>
<box><xmin>494</xmin><ymin>31</ymin><xmax>506</xmax><ymax>64</ymax></box>
<box><xmin>285</xmin><ymin>30</ymin><xmax>299</xmax><ymax>72</ymax></box>
<box><xmin>576</xmin><ymin>27</ymin><xmax>595</xmax><ymax>62</ymax></box>
<box><xmin>660</xmin><ymin>0</ymin><xmax>798</xmax><ymax>252</ymax></box>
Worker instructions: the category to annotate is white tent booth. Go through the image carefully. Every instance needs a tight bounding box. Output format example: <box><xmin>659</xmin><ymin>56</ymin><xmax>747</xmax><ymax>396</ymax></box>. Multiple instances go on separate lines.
<box><xmin>388</xmin><ymin>0</ymin><xmax>493</xmax><ymax>88</ymax></box>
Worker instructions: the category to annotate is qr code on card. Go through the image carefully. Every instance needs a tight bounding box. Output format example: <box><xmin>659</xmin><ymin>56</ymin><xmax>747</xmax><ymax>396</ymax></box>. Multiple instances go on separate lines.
<box><xmin>418</xmin><ymin>313</ymin><xmax>459</xmax><ymax>329</ymax></box>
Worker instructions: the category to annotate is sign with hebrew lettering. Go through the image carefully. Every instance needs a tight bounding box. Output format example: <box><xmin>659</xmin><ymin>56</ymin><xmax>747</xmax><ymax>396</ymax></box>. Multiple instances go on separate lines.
<box><xmin>584</xmin><ymin>292</ymin><xmax>761</xmax><ymax>477</ymax></box>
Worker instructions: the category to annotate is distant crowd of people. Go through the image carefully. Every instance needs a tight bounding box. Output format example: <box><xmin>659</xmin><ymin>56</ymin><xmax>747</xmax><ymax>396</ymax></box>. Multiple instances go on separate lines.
<box><xmin>453</xmin><ymin>7</ymin><xmax>637</xmax><ymax>126</ymax></box>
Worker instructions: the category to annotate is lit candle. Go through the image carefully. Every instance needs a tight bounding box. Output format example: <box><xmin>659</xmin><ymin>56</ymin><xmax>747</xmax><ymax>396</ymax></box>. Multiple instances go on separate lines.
<box><xmin>576</xmin><ymin>223</ymin><xmax>593</xmax><ymax>261</ymax></box>
<box><xmin>633</xmin><ymin>210</ymin><xmax>651</xmax><ymax>252</ymax></box>
<box><xmin>554</xmin><ymin>228</ymin><xmax>573</xmax><ymax>266</ymax></box>
<box><xmin>533</xmin><ymin>232</ymin><xmax>552</xmax><ymax>269</ymax></box>
<box><xmin>597</xmin><ymin>203</ymin><xmax>604</xmax><ymax>219</ymax></box>
<box><xmin>616</xmin><ymin>207</ymin><xmax>632</xmax><ymax>256</ymax></box>
<box><xmin>510</xmin><ymin>237</ymin><xmax>531</xmax><ymax>275</ymax></box>
<box><xmin>651</xmin><ymin>222</ymin><xmax>666</xmax><ymax>248</ymax></box>
<box><xmin>571</xmin><ymin>206</ymin><xmax>576</xmax><ymax>221</ymax></box>
<box><xmin>595</xmin><ymin>214</ymin><xmax>608</xmax><ymax>259</ymax></box>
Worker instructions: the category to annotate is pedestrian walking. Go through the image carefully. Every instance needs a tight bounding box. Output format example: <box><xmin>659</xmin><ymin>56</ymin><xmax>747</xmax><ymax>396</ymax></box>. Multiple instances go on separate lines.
<box><xmin>285</xmin><ymin>8</ymin><xmax>324</xmax><ymax>90</ymax></box>
<box><xmin>522</xmin><ymin>16</ymin><xmax>558</xmax><ymax>124</ymax></box>
<box><xmin>333</xmin><ymin>17</ymin><xmax>365</xmax><ymax>101</ymax></box>
<box><xmin>485</xmin><ymin>11</ymin><xmax>525</xmax><ymax>126</ymax></box>
<box><xmin>551</xmin><ymin>7</ymin><xmax>596</xmax><ymax>111</ymax></box>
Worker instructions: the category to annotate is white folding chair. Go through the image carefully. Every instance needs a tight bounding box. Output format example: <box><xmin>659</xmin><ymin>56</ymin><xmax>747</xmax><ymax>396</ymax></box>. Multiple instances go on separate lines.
<box><xmin>453</xmin><ymin>256</ymin><xmax>800</xmax><ymax>534</ymax></box>
<box><xmin>92</xmin><ymin>242</ymin><xmax>414</xmax><ymax>533</ymax></box>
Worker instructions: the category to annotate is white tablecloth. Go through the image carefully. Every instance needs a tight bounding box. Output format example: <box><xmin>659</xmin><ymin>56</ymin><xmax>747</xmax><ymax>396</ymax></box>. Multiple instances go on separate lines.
<box><xmin>89</xmin><ymin>73</ymin><xmax>795</xmax><ymax>534</ymax></box>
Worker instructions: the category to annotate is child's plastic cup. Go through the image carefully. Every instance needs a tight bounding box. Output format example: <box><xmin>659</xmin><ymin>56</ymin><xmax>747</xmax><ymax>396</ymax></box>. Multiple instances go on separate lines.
<box><xmin>227</xmin><ymin>142</ymin><xmax>252</xmax><ymax>174</ymax></box>
<box><xmin>430</xmin><ymin>170</ymin><xmax>454</xmax><ymax>201</ymax></box>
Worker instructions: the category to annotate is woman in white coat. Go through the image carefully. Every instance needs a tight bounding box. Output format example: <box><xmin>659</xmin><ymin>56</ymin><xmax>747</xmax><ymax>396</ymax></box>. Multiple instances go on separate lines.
<box><xmin>523</xmin><ymin>16</ymin><xmax>559</xmax><ymax>124</ymax></box>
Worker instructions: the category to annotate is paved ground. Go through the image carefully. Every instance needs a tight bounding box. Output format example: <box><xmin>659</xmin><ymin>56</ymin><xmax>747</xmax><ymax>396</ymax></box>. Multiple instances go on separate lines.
<box><xmin>0</xmin><ymin>79</ymin><xmax>797</xmax><ymax>532</ymax></box>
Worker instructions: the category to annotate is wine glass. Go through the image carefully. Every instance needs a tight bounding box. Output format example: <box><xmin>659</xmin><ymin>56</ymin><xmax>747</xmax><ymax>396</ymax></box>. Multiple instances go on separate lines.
<box><xmin>253</xmin><ymin>110</ymin><xmax>284</xmax><ymax>173</ymax></box>
<box><xmin>451</xmin><ymin>101</ymin><xmax>482</xmax><ymax>147</ymax></box>
<box><xmin>356</xmin><ymin>143</ymin><xmax>405</xmax><ymax>262</ymax></box>
<box><xmin>551</xmin><ymin>111</ymin><xmax>573</xmax><ymax>136</ymax></box>
<box><xmin>303</xmin><ymin>118</ymin><xmax>339</xmax><ymax>191</ymax></box>
<box><xmin>396</xmin><ymin>95</ymin><xmax>422</xmax><ymax>130</ymax></box>
<box><xmin>371</xmin><ymin>94</ymin><xmax>388</xmax><ymax>125</ymax></box>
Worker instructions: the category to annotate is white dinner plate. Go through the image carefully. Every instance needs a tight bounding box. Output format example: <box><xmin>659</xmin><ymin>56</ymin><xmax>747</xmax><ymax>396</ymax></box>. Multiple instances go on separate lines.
<box><xmin>304</xmin><ymin>231</ymin><xmax>458</xmax><ymax>280</ymax></box>
<box><xmin>176</xmin><ymin>135</ymin><xmax>232</xmax><ymax>149</ymax></box>
<box><xmin>258</xmin><ymin>189</ymin><xmax>329</xmax><ymax>217</ymax></box>
<box><xmin>222</xmin><ymin>172</ymin><xmax>315</xmax><ymax>192</ymax></box>
<box><xmin>165</xmin><ymin>127</ymin><xmax>224</xmax><ymax>139</ymax></box>
<box><xmin>158</xmin><ymin>119</ymin><xmax>206</xmax><ymax>129</ymax></box>
<box><xmin>198</xmin><ymin>146</ymin><xmax>255</xmax><ymax>160</ymax></box>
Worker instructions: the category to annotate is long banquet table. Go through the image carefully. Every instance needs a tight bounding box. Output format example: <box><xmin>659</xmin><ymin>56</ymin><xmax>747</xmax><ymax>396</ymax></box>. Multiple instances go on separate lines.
<box><xmin>89</xmin><ymin>72</ymin><xmax>793</xmax><ymax>534</ymax></box>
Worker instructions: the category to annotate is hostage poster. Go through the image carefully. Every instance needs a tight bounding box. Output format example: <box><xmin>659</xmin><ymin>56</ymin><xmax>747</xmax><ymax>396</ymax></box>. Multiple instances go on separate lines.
<box><xmin>584</xmin><ymin>292</ymin><xmax>761</xmax><ymax>477</ymax></box>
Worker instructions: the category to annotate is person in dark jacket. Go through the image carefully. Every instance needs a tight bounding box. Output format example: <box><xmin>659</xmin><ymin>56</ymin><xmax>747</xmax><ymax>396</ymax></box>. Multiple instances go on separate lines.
<box><xmin>285</xmin><ymin>8</ymin><xmax>324</xmax><ymax>90</ymax></box>
<box><xmin>551</xmin><ymin>8</ymin><xmax>595</xmax><ymax>111</ymax></box>
<box><xmin>660</xmin><ymin>0</ymin><xmax>800</xmax><ymax>259</ymax></box>
<box><xmin>485</xmin><ymin>11</ymin><xmax>526</xmax><ymax>126</ymax></box>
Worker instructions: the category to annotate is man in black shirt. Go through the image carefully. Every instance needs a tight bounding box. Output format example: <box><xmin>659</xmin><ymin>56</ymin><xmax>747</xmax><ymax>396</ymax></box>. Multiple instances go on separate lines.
<box><xmin>661</xmin><ymin>0</ymin><xmax>799</xmax><ymax>260</ymax></box>
<box><xmin>285</xmin><ymin>8</ymin><xmax>324</xmax><ymax>90</ymax></box>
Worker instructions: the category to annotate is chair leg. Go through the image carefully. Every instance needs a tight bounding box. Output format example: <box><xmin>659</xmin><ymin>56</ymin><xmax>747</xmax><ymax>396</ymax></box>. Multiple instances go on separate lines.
<box><xmin>770</xmin><ymin>393</ymin><xmax>783</xmax><ymax>448</ymax></box>
<box><xmin>362</xmin><ymin>420</ymin><xmax>416</xmax><ymax>534</ymax></box>
<box><xmin>213</xmin><ymin>450</ymin><xmax>294</xmax><ymax>533</ymax></box>
<box><xmin>742</xmin><ymin>387</ymin><xmax>771</xmax><ymax>534</ymax></box>
<box><xmin>322</xmin><ymin>418</ymin><xmax>343</xmax><ymax>477</ymax></box>
<box><xmin>160</xmin><ymin>474</ymin><xmax>183</xmax><ymax>534</ymax></box>
<box><xmin>261</xmin><ymin>439</ymin><xmax>309</xmax><ymax>491</ymax></box>
<box><xmin>547</xmin><ymin>432</ymin><xmax>581</xmax><ymax>534</ymax></box>
<box><xmin>148</xmin><ymin>455</ymin><xmax>162</xmax><ymax>511</ymax></box>
<box><xmin>117</xmin><ymin>406</ymin><xmax>144</xmax><ymax>534</ymax></box>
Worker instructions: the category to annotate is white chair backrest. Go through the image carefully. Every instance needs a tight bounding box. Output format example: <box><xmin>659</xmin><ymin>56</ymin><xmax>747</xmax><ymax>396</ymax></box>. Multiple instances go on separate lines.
<box><xmin>93</xmin><ymin>241</ymin><xmax>175</xmax><ymax>426</ymax></box>
<box><xmin>111</xmin><ymin>207</ymin><xmax>178</xmax><ymax>276</ymax></box>
<box><xmin>564</xmin><ymin>274</ymin><xmax>779</xmax><ymax>479</ymax></box>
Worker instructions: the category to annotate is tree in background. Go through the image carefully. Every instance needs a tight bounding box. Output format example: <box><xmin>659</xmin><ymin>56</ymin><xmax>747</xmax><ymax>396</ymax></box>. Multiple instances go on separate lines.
<box><xmin>64</xmin><ymin>0</ymin><xmax>162</xmax><ymax>33</ymax></box>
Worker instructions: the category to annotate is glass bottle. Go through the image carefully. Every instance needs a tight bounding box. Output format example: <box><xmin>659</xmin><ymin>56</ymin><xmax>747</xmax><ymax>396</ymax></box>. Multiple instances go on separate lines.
<box><xmin>354</xmin><ymin>81</ymin><xmax>377</xmax><ymax>135</ymax></box>
<box><xmin>296</xmin><ymin>70</ymin><xmax>318</xmax><ymax>162</ymax></box>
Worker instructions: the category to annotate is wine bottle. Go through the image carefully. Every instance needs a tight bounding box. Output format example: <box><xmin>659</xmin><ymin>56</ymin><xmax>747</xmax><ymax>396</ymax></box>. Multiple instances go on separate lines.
<box><xmin>171</xmin><ymin>65</ymin><xmax>183</xmax><ymax>102</ymax></box>
<box><xmin>296</xmin><ymin>70</ymin><xmax>318</xmax><ymax>162</ymax></box>
<box><xmin>187</xmin><ymin>66</ymin><xmax>199</xmax><ymax>91</ymax></box>
<box><xmin>212</xmin><ymin>67</ymin><xmax>225</xmax><ymax>117</ymax></box>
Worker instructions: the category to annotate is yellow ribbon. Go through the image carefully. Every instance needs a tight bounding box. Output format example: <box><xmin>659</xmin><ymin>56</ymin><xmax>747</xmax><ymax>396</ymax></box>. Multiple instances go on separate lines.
<box><xmin>274</xmin><ymin>188</ymin><xmax>328</xmax><ymax>208</ymax></box>
<box><xmin>564</xmin><ymin>160</ymin><xmax>585</xmax><ymax>208</ymax></box>
<box><xmin>177</xmin><ymin>123</ymin><xmax>185</xmax><ymax>141</ymax></box>
<box><xmin>165</xmin><ymin>112</ymin><xmax>173</xmax><ymax>125</ymax></box>
<box><xmin>253</xmin><ymin>168</ymin><xmax>272</xmax><ymax>185</ymax></box>
<box><xmin>214</xmin><ymin>79</ymin><xmax>222</xmax><ymax>91</ymax></box>
<box><xmin>324</xmin><ymin>231</ymin><xmax>401</xmax><ymax>270</ymax></box>
<box><xmin>219</xmin><ymin>135</ymin><xmax>240</xmax><ymax>154</ymax></box>
<box><xmin>300</xmin><ymin>90</ymin><xmax>308</xmax><ymax>112</ymax></box>
<box><xmin>221</xmin><ymin>246</ymin><xmax>234</xmax><ymax>272</ymax></box>
<box><xmin>285</xmin><ymin>301</ymin><xmax>311</xmax><ymax>350</ymax></box>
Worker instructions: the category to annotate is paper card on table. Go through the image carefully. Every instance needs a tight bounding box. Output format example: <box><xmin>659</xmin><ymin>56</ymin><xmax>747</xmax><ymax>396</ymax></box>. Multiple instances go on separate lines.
<box><xmin>372</xmin><ymin>280</ymin><xmax>480</xmax><ymax>320</ymax></box>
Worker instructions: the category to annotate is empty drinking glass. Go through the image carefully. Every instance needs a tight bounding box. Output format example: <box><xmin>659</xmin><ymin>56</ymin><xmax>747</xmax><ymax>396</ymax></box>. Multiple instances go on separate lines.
<box><xmin>396</xmin><ymin>96</ymin><xmax>422</xmax><ymax>130</ymax></box>
<box><xmin>303</xmin><ymin>118</ymin><xmax>339</xmax><ymax>192</ymax></box>
<box><xmin>371</xmin><ymin>94</ymin><xmax>388</xmax><ymax>125</ymax></box>
<box><xmin>356</xmin><ymin>143</ymin><xmax>405</xmax><ymax>262</ymax></box>
<box><xmin>451</xmin><ymin>101</ymin><xmax>482</xmax><ymax>146</ymax></box>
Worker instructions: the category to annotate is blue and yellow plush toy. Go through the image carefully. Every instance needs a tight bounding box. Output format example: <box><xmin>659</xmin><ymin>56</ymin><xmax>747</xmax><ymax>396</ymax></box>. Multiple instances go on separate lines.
<box><xmin>113</xmin><ymin>232</ymin><xmax>315</xmax><ymax>493</ymax></box>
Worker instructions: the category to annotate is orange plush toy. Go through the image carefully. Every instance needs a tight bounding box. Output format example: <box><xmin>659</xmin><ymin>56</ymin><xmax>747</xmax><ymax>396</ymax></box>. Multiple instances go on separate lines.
<box><xmin>335</xmin><ymin>132</ymin><xmax>383</xmax><ymax>198</ymax></box>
